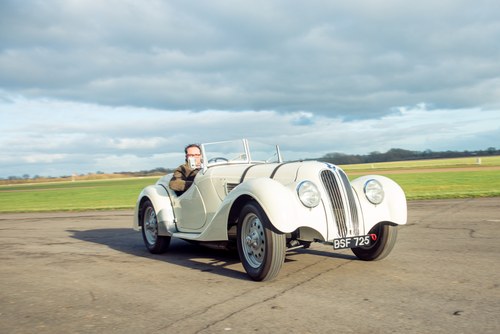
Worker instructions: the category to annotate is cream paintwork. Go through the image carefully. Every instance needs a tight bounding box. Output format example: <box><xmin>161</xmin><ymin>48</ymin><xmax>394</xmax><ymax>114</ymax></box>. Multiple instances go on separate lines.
<box><xmin>133</xmin><ymin>182</ymin><xmax>176</xmax><ymax>236</ymax></box>
<box><xmin>134</xmin><ymin>162</ymin><xmax>406</xmax><ymax>241</ymax></box>
<box><xmin>134</xmin><ymin>171</ymin><xmax>328</xmax><ymax>241</ymax></box>
<box><xmin>133</xmin><ymin>160</ymin><xmax>407</xmax><ymax>243</ymax></box>
<box><xmin>209</xmin><ymin>177</ymin><xmax>329</xmax><ymax>239</ymax></box>
<box><xmin>350</xmin><ymin>175</ymin><xmax>407</xmax><ymax>229</ymax></box>
<box><xmin>134</xmin><ymin>140</ymin><xmax>407</xmax><ymax>282</ymax></box>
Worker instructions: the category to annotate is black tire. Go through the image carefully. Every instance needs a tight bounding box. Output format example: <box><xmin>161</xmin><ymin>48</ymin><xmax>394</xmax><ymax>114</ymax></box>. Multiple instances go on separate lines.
<box><xmin>352</xmin><ymin>223</ymin><xmax>398</xmax><ymax>261</ymax></box>
<box><xmin>140</xmin><ymin>200</ymin><xmax>171</xmax><ymax>254</ymax></box>
<box><xmin>237</xmin><ymin>201</ymin><xmax>286</xmax><ymax>281</ymax></box>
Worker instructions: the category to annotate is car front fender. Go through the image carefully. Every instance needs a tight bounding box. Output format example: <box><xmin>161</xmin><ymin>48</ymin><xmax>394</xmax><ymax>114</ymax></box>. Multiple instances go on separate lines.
<box><xmin>350</xmin><ymin>175</ymin><xmax>407</xmax><ymax>231</ymax></box>
<box><xmin>207</xmin><ymin>177</ymin><xmax>328</xmax><ymax>239</ymax></box>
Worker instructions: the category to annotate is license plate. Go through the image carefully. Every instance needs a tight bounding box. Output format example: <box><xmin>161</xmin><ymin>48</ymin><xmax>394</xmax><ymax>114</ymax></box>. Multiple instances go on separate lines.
<box><xmin>333</xmin><ymin>235</ymin><xmax>373</xmax><ymax>250</ymax></box>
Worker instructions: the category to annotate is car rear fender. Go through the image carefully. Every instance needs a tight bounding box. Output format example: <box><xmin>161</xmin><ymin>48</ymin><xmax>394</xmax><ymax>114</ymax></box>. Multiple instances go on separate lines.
<box><xmin>133</xmin><ymin>184</ymin><xmax>176</xmax><ymax>236</ymax></box>
<box><xmin>350</xmin><ymin>175</ymin><xmax>407</xmax><ymax>231</ymax></box>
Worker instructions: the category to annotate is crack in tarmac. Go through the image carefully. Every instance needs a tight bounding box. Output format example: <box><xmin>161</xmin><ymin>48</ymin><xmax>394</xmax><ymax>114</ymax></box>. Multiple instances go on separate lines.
<box><xmin>198</xmin><ymin>259</ymin><xmax>353</xmax><ymax>333</ymax></box>
<box><xmin>154</xmin><ymin>257</ymin><xmax>353</xmax><ymax>333</ymax></box>
<box><xmin>411</xmin><ymin>198</ymin><xmax>473</xmax><ymax>225</ymax></box>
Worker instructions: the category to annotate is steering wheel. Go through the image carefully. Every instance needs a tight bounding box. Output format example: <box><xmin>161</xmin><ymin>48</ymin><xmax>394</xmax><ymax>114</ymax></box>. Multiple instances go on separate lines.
<box><xmin>208</xmin><ymin>157</ymin><xmax>229</xmax><ymax>163</ymax></box>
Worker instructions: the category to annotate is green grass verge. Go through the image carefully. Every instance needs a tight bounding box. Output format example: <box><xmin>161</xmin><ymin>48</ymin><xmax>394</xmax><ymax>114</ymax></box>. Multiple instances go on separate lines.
<box><xmin>356</xmin><ymin>170</ymin><xmax>500</xmax><ymax>200</ymax></box>
<box><xmin>341</xmin><ymin>155</ymin><xmax>500</xmax><ymax>172</ymax></box>
<box><xmin>1</xmin><ymin>161</ymin><xmax>499</xmax><ymax>213</ymax></box>
<box><xmin>0</xmin><ymin>177</ymin><xmax>159</xmax><ymax>213</ymax></box>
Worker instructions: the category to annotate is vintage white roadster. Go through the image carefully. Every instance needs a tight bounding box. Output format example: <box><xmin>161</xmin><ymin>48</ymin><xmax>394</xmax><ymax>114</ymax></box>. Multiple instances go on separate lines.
<box><xmin>133</xmin><ymin>139</ymin><xmax>407</xmax><ymax>281</ymax></box>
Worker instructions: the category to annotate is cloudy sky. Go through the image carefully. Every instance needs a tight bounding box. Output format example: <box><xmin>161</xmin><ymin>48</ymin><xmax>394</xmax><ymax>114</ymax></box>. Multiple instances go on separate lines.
<box><xmin>1</xmin><ymin>0</ymin><xmax>499</xmax><ymax>178</ymax></box>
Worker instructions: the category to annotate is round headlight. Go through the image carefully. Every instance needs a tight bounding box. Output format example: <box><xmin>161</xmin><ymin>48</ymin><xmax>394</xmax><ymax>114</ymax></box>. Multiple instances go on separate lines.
<box><xmin>364</xmin><ymin>179</ymin><xmax>384</xmax><ymax>204</ymax></box>
<box><xmin>297</xmin><ymin>181</ymin><xmax>321</xmax><ymax>208</ymax></box>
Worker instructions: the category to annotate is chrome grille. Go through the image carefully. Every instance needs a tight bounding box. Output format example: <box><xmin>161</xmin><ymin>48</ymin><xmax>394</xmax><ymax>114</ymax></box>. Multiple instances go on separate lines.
<box><xmin>338</xmin><ymin>169</ymin><xmax>360</xmax><ymax>235</ymax></box>
<box><xmin>320</xmin><ymin>169</ymin><xmax>359</xmax><ymax>237</ymax></box>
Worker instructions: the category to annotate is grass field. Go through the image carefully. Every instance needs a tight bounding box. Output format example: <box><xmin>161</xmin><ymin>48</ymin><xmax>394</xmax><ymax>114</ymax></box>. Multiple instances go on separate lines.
<box><xmin>0</xmin><ymin>177</ymin><xmax>158</xmax><ymax>213</ymax></box>
<box><xmin>341</xmin><ymin>155</ymin><xmax>500</xmax><ymax>171</ymax></box>
<box><xmin>369</xmin><ymin>170</ymin><xmax>500</xmax><ymax>199</ymax></box>
<box><xmin>1</xmin><ymin>157</ymin><xmax>499</xmax><ymax>212</ymax></box>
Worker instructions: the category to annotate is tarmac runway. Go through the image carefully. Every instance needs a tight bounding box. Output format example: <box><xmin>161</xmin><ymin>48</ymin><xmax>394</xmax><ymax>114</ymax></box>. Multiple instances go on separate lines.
<box><xmin>1</xmin><ymin>198</ymin><xmax>499</xmax><ymax>333</ymax></box>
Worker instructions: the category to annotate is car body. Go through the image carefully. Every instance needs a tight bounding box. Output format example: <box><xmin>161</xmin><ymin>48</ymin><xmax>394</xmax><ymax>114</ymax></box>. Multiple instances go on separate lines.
<box><xmin>133</xmin><ymin>139</ymin><xmax>407</xmax><ymax>281</ymax></box>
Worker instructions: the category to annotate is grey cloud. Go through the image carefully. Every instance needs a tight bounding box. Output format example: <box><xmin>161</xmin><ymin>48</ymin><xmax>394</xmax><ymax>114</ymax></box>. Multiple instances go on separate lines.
<box><xmin>2</xmin><ymin>0</ymin><xmax>500</xmax><ymax>118</ymax></box>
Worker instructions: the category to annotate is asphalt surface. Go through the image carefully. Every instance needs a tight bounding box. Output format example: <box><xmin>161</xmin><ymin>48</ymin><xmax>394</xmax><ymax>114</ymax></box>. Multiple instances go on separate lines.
<box><xmin>1</xmin><ymin>198</ymin><xmax>499</xmax><ymax>334</ymax></box>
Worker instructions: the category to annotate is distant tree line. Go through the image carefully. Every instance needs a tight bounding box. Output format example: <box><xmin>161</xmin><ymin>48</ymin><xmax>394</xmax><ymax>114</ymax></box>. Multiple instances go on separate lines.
<box><xmin>2</xmin><ymin>147</ymin><xmax>498</xmax><ymax>181</ymax></box>
<box><xmin>319</xmin><ymin>147</ymin><xmax>499</xmax><ymax>165</ymax></box>
<box><xmin>1</xmin><ymin>167</ymin><xmax>174</xmax><ymax>181</ymax></box>
<box><xmin>116</xmin><ymin>167</ymin><xmax>175</xmax><ymax>177</ymax></box>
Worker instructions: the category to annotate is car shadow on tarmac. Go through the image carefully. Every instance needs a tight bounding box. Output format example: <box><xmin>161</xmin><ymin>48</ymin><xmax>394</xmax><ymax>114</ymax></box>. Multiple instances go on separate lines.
<box><xmin>68</xmin><ymin>227</ymin><xmax>251</xmax><ymax>280</ymax></box>
<box><xmin>69</xmin><ymin>227</ymin><xmax>357</xmax><ymax>281</ymax></box>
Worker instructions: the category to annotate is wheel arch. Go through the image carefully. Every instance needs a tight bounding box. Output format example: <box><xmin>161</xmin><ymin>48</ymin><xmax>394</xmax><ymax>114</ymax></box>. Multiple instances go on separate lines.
<box><xmin>350</xmin><ymin>175</ymin><xmax>407</xmax><ymax>231</ymax></box>
<box><xmin>226</xmin><ymin>194</ymin><xmax>286</xmax><ymax>235</ymax></box>
<box><xmin>227</xmin><ymin>194</ymin><xmax>254</xmax><ymax>228</ymax></box>
<box><xmin>137</xmin><ymin>196</ymin><xmax>152</xmax><ymax>227</ymax></box>
<box><xmin>220</xmin><ymin>178</ymin><xmax>299</xmax><ymax>234</ymax></box>
<box><xmin>351</xmin><ymin>220</ymin><xmax>399</xmax><ymax>261</ymax></box>
<box><xmin>133</xmin><ymin>184</ymin><xmax>175</xmax><ymax>236</ymax></box>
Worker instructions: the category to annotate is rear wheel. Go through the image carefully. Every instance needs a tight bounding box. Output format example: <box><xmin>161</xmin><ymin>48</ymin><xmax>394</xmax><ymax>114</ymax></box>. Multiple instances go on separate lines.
<box><xmin>237</xmin><ymin>202</ymin><xmax>286</xmax><ymax>281</ymax></box>
<box><xmin>141</xmin><ymin>200</ymin><xmax>170</xmax><ymax>254</ymax></box>
<box><xmin>352</xmin><ymin>223</ymin><xmax>398</xmax><ymax>261</ymax></box>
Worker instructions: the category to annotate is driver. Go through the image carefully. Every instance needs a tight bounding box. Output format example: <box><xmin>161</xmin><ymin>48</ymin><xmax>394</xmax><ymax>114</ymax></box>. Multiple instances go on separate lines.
<box><xmin>169</xmin><ymin>144</ymin><xmax>202</xmax><ymax>195</ymax></box>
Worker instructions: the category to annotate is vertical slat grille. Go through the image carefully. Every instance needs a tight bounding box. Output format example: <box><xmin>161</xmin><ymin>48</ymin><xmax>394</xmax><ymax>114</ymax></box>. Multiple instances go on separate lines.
<box><xmin>321</xmin><ymin>170</ymin><xmax>348</xmax><ymax>237</ymax></box>
<box><xmin>338</xmin><ymin>170</ymin><xmax>360</xmax><ymax>235</ymax></box>
<box><xmin>321</xmin><ymin>169</ymin><xmax>359</xmax><ymax>237</ymax></box>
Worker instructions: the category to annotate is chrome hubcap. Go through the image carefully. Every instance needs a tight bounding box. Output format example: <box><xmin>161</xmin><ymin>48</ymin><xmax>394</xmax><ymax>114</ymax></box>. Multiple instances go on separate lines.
<box><xmin>144</xmin><ymin>207</ymin><xmax>157</xmax><ymax>245</ymax></box>
<box><xmin>241</xmin><ymin>213</ymin><xmax>265</xmax><ymax>268</ymax></box>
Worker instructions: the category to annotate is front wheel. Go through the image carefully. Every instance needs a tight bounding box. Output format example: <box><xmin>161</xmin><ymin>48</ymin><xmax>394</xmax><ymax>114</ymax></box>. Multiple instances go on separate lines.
<box><xmin>237</xmin><ymin>202</ymin><xmax>286</xmax><ymax>281</ymax></box>
<box><xmin>352</xmin><ymin>223</ymin><xmax>398</xmax><ymax>261</ymax></box>
<box><xmin>140</xmin><ymin>200</ymin><xmax>171</xmax><ymax>254</ymax></box>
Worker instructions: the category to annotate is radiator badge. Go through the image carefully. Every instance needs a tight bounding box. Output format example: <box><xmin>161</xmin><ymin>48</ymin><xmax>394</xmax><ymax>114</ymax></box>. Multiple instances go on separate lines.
<box><xmin>325</xmin><ymin>162</ymin><xmax>337</xmax><ymax>171</ymax></box>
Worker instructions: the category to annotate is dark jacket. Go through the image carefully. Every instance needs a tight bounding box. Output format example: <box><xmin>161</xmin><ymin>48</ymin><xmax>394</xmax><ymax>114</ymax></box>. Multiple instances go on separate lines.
<box><xmin>169</xmin><ymin>162</ymin><xmax>199</xmax><ymax>195</ymax></box>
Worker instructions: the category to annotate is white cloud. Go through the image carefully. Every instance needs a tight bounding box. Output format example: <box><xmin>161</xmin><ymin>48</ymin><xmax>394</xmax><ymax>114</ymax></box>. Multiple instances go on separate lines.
<box><xmin>22</xmin><ymin>153</ymin><xmax>67</xmax><ymax>164</ymax></box>
<box><xmin>1</xmin><ymin>1</ymin><xmax>499</xmax><ymax>177</ymax></box>
<box><xmin>1</xmin><ymin>95</ymin><xmax>498</xmax><ymax>177</ymax></box>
